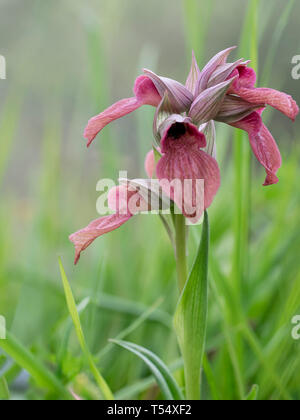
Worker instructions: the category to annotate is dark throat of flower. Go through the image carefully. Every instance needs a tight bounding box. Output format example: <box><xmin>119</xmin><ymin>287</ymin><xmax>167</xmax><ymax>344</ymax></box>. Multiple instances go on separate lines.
<box><xmin>168</xmin><ymin>122</ymin><xmax>186</xmax><ymax>139</ymax></box>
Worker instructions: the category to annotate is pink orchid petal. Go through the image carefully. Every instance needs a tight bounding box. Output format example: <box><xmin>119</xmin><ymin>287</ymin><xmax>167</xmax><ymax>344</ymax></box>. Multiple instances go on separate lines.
<box><xmin>143</xmin><ymin>69</ymin><xmax>194</xmax><ymax>113</ymax></box>
<box><xmin>197</xmin><ymin>46</ymin><xmax>236</xmax><ymax>93</ymax></box>
<box><xmin>229</xmin><ymin>65</ymin><xmax>257</xmax><ymax>92</ymax></box>
<box><xmin>69</xmin><ymin>213</ymin><xmax>133</xmax><ymax>264</ymax></box>
<box><xmin>71</xmin><ymin>184</ymin><xmax>149</xmax><ymax>263</ymax></box>
<box><xmin>236</xmin><ymin>87</ymin><xmax>299</xmax><ymax>121</ymax></box>
<box><xmin>160</xmin><ymin>122</ymin><xmax>206</xmax><ymax>152</ymax></box>
<box><xmin>157</xmin><ymin>122</ymin><xmax>220</xmax><ymax>222</ymax></box>
<box><xmin>189</xmin><ymin>77</ymin><xmax>236</xmax><ymax>125</ymax></box>
<box><xmin>185</xmin><ymin>51</ymin><xmax>201</xmax><ymax>96</ymax></box>
<box><xmin>207</xmin><ymin>58</ymin><xmax>246</xmax><ymax>88</ymax></box>
<box><xmin>215</xmin><ymin>95</ymin><xmax>265</xmax><ymax>123</ymax></box>
<box><xmin>134</xmin><ymin>75</ymin><xmax>162</xmax><ymax>106</ymax></box>
<box><xmin>144</xmin><ymin>149</ymin><xmax>157</xmax><ymax>178</ymax></box>
<box><xmin>230</xmin><ymin>112</ymin><xmax>282</xmax><ymax>186</ymax></box>
<box><xmin>84</xmin><ymin>75</ymin><xmax>161</xmax><ymax>147</ymax></box>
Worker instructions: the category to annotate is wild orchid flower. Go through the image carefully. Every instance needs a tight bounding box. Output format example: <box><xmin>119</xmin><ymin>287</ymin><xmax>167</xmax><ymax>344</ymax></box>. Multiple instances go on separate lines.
<box><xmin>72</xmin><ymin>47</ymin><xmax>298</xmax><ymax>263</ymax></box>
<box><xmin>85</xmin><ymin>47</ymin><xmax>298</xmax><ymax>187</ymax></box>
<box><xmin>70</xmin><ymin>46</ymin><xmax>299</xmax><ymax>403</ymax></box>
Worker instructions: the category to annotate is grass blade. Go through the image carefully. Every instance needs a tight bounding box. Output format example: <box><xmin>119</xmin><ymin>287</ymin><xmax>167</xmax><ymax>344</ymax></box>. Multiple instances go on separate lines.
<box><xmin>97</xmin><ymin>298</ymin><xmax>170</xmax><ymax>360</ymax></box>
<box><xmin>58</xmin><ymin>258</ymin><xmax>114</xmax><ymax>400</ymax></box>
<box><xmin>0</xmin><ymin>377</ymin><xmax>9</xmax><ymax>400</ymax></box>
<box><xmin>261</xmin><ymin>0</ymin><xmax>296</xmax><ymax>85</ymax></box>
<box><xmin>245</xmin><ymin>384</ymin><xmax>259</xmax><ymax>401</ymax></box>
<box><xmin>182</xmin><ymin>0</ymin><xmax>214</xmax><ymax>65</ymax></box>
<box><xmin>111</xmin><ymin>339</ymin><xmax>184</xmax><ymax>400</ymax></box>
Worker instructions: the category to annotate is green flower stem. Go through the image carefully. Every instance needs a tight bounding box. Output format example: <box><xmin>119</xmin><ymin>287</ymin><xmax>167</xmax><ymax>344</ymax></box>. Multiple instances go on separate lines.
<box><xmin>174</xmin><ymin>214</ymin><xmax>188</xmax><ymax>293</ymax></box>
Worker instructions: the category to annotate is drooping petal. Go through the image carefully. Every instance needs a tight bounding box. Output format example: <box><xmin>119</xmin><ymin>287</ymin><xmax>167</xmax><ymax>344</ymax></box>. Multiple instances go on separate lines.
<box><xmin>70</xmin><ymin>213</ymin><xmax>132</xmax><ymax>264</ymax></box>
<box><xmin>235</xmin><ymin>87</ymin><xmax>299</xmax><ymax>121</ymax></box>
<box><xmin>197</xmin><ymin>46</ymin><xmax>236</xmax><ymax>93</ymax></box>
<box><xmin>228</xmin><ymin>64</ymin><xmax>299</xmax><ymax>120</ymax></box>
<box><xmin>189</xmin><ymin>77</ymin><xmax>236</xmax><ymax>125</ymax></box>
<box><xmin>230</xmin><ymin>112</ymin><xmax>282</xmax><ymax>186</ymax></box>
<box><xmin>215</xmin><ymin>95</ymin><xmax>265</xmax><ymax>124</ymax></box>
<box><xmin>143</xmin><ymin>69</ymin><xmax>194</xmax><ymax>113</ymax></box>
<box><xmin>185</xmin><ymin>51</ymin><xmax>201</xmax><ymax>96</ymax></box>
<box><xmin>157</xmin><ymin>122</ymin><xmax>220</xmax><ymax>222</ymax></box>
<box><xmin>84</xmin><ymin>75</ymin><xmax>161</xmax><ymax>147</ymax></box>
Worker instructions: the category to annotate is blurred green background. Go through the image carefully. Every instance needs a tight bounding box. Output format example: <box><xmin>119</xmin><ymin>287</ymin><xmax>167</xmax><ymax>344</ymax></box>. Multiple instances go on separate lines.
<box><xmin>0</xmin><ymin>0</ymin><xmax>300</xmax><ymax>400</ymax></box>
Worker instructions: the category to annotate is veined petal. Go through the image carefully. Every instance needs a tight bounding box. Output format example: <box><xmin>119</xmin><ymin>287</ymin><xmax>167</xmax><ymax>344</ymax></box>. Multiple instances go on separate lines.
<box><xmin>70</xmin><ymin>213</ymin><xmax>133</xmax><ymax>264</ymax></box>
<box><xmin>230</xmin><ymin>112</ymin><xmax>282</xmax><ymax>186</ymax></box>
<box><xmin>189</xmin><ymin>77</ymin><xmax>236</xmax><ymax>125</ymax></box>
<box><xmin>197</xmin><ymin>46</ymin><xmax>236</xmax><ymax>93</ymax></box>
<box><xmin>84</xmin><ymin>75</ymin><xmax>161</xmax><ymax>147</ymax></box>
<box><xmin>143</xmin><ymin>69</ymin><xmax>193</xmax><ymax>113</ymax></box>
<box><xmin>199</xmin><ymin>121</ymin><xmax>217</xmax><ymax>159</ymax></box>
<box><xmin>185</xmin><ymin>51</ymin><xmax>201</xmax><ymax>96</ymax></box>
<box><xmin>229</xmin><ymin>65</ymin><xmax>257</xmax><ymax>91</ymax></box>
<box><xmin>134</xmin><ymin>75</ymin><xmax>162</xmax><ymax>106</ymax></box>
<box><xmin>208</xmin><ymin>59</ymin><xmax>246</xmax><ymax>88</ymax></box>
<box><xmin>84</xmin><ymin>98</ymin><xmax>140</xmax><ymax>147</ymax></box>
<box><xmin>236</xmin><ymin>87</ymin><xmax>299</xmax><ymax>121</ymax></box>
<box><xmin>153</xmin><ymin>93</ymin><xmax>175</xmax><ymax>143</ymax></box>
<box><xmin>215</xmin><ymin>95</ymin><xmax>265</xmax><ymax>124</ymax></box>
<box><xmin>157</xmin><ymin>122</ymin><xmax>220</xmax><ymax>222</ymax></box>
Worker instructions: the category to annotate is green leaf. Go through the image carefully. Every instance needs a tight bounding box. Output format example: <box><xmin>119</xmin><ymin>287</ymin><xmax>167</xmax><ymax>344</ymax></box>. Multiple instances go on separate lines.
<box><xmin>245</xmin><ymin>384</ymin><xmax>259</xmax><ymax>401</ymax></box>
<box><xmin>174</xmin><ymin>211</ymin><xmax>209</xmax><ymax>400</ymax></box>
<box><xmin>58</xmin><ymin>258</ymin><xmax>114</xmax><ymax>400</ymax></box>
<box><xmin>0</xmin><ymin>377</ymin><xmax>9</xmax><ymax>400</ymax></box>
<box><xmin>153</xmin><ymin>145</ymin><xmax>162</xmax><ymax>164</ymax></box>
<box><xmin>110</xmin><ymin>339</ymin><xmax>184</xmax><ymax>400</ymax></box>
